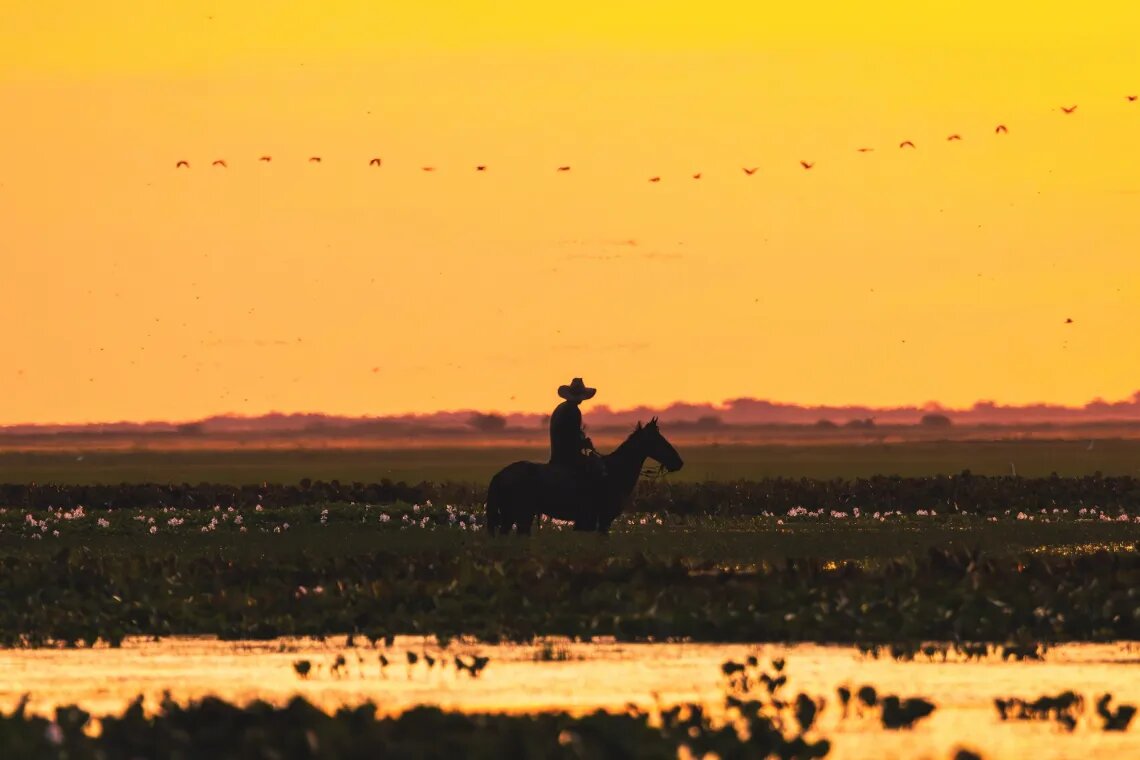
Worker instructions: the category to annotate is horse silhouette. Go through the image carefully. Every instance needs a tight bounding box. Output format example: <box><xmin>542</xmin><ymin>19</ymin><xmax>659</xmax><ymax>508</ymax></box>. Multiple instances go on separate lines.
<box><xmin>486</xmin><ymin>417</ymin><xmax>683</xmax><ymax>535</ymax></box>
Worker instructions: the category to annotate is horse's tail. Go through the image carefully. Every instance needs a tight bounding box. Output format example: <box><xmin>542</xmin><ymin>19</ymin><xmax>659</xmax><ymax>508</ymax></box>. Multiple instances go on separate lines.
<box><xmin>485</xmin><ymin>470</ymin><xmax>505</xmax><ymax>535</ymax></box>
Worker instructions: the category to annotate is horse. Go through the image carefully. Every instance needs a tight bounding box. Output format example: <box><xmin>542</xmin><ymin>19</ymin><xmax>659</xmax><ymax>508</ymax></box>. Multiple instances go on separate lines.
<box><xmin>485</xmin><ymin>417</ymin><xmax>683</xmax><ymax>535</ymax></box>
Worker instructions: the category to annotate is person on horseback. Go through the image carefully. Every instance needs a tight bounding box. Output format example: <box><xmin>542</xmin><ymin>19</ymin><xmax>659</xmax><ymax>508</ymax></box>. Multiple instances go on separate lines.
<box><xmin>549</xmin><ymin>377</ymin><xmax>606</xmax><ymax>487</ymax></box>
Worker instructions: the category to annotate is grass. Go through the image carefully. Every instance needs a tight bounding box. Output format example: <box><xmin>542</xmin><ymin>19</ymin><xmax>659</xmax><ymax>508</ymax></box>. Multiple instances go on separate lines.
<box><xmin>3</xmin><ymin>438</ymin><xmax>1140</xmax><ymax>484</ymax></box>
<box><xmin>1</xmin><ymin>501</ymin><xmax>1137</xmax><ymax>645</ymax></box>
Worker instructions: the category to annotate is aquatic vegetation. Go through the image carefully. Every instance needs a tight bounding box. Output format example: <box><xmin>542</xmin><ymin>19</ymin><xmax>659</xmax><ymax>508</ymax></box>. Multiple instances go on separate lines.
<box><xmin>0</xmin><ymin>659</ymin><xmax>835</xmax><ymax>759</ymax></box>
<box><xmin>994</xmin><ymin>691</ymin><xmax>1136</xmax><ymax>732</ymax></box>
<box><xmin>0</xmin><ymin>541</ymin><xmax>1138</xmax><ymax>646</ymax></box>
<box><xmin>5</xmin><ymin>470</ymin><xmax>1140</xmax><ymax>518</ymax></box>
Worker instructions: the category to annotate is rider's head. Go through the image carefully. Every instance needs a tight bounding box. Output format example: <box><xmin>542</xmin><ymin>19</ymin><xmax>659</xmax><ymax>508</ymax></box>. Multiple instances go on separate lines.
<box><xmin>557</xmin><ymin>377</ymin><xmax>596</xmax><ymax>406</ymax></box>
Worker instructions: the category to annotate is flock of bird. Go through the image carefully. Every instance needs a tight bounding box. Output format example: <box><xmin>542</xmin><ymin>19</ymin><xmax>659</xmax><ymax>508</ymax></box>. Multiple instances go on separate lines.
<box><xmin>174</xmin><ymin>98</ymin><xmax>1136</xmax><ymax>177</ymax></box>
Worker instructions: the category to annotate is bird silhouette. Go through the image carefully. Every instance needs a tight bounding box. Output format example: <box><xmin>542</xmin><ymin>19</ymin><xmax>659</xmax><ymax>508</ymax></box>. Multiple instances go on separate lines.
<box><xmin>1128</xmin><ymin>95</ymin><xmax>1138</xmax><ymax>102</ymax></box>
<box><xmin>175</xmin><ymin>161</ymin><xmax>190</xmax><ymax>168</ymax></box>
<box><xmin>475</xmin><ymin>165</ymin><xmax>487</xmax><ymax>171</ymax></box>
<box><xmin>899</xmin><ymin>141</ymin><xmax>916</xmax><ymax>149</ymax></box>
<box><xmin>421</xmin><ymin>166</ymin><xmax>435</xmax><ymax>172</ymax></box>
<box><xmin>856</xmin><ymin>147</ymin><xmax>875</xmax><ymax>153</ymax></box>
<box><xmin>369</xmin><ymin>158</ymin><xmax>382</xmax><ymax>166</ymax></box>
<box><xmin>742</xmin><ymin>167</ymin><xmax>758</xmax><ymax>175</ymax></box>
<box><xmin>995</xmin><ymin>124</ymin><xmax>1009</xmax><ymax>134</ymax></box>
<box><xmin>292</xmin><ymin>660</ymin><xmax>312</xmax><ymax>679</ymax></box>
<box><xmin>212</xmin><ymin>160</ymin><xmax>227</xmax><ymax>168</ymax></box>
<box><xmin>1065</xmin><ymin>317</ymin><xmax>1073</xmax><ymax>324</ymax></box>
<box><xmin>692</xmin><ymin>172</ymin><xmax>702</xmax><ymax>179</ymax></box>
<box><xmin>1061</xmin><ymin>105</ymin><xmax>1077</xmax><ymax>114</ymax></box>
<box><xmin>309</xmin><ymin>156</ymin><xmax>322</xmax><ymax>163</ymax></box>
<box><xmin>947</xmin><ymin>134</ymin><xmax>962</xmax><ymax>141</ymax></box>
<box><xmin>800</xmin><ymin>160</ymin><xmax>814</xmax><ymax>169</ymax></box>
<box><xmin>259</xmin><ymin>156</ymin><xmax>272</xmax><ymax>162</ymax></box>
<box><xmin>556</xmin><ymin>166</ymin><xmax>571</xmax><ymax>172</ymax></box>
<box><xmin>649</xmin><ymin>176</ymin><xmax>661</xmax><ymax>182</ymax></box>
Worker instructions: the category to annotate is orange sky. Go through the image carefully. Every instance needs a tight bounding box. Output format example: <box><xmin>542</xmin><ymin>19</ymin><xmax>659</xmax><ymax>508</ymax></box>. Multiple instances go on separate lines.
<box><xmin>2</xmin><ymin>2</ymin><xmax>1139</xmax><ymax>424</ymax></box>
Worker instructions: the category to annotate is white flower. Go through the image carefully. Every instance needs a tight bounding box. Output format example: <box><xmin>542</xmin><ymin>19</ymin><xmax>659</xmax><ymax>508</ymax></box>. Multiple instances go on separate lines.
<box><xmin>52</xmin><ymin>530</ymin><xmax>60</xmax><ymax>538</ymax></box>
<box><xmin>97</xmin><ymin>518</ymin><xmax>110</xmax><ymax>528</ymax></box>
<box><xmin>149</xmin><ymin>526</ymin><xmax>157</xmax><ymax>534</ymax></box>
<box><xmin>282</xmin><ymin>522</ymin><xmax>290</xmax><ymax>531</ymax></box>
<box><xmin>379</xmin><ymin>514</ymin><xmax>391</xmax><ymax>523</ymax></box>
<box><xmin>274</xmin><ymin>527</ymin><xmax>281</xmax><ymax>534</ymax></box>
<box><xmin>234</xmin><ymin>514</ymin><xmax>243</xmax><ymax>525</ymax></box>
<box><xmin>255</xmin><ymin>505</ymin><xmax>263</xmax><ymax>512</ymax></box>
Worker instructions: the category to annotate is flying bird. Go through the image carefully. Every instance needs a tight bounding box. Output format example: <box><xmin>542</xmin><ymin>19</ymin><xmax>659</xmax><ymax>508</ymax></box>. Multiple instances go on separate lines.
<box><xmin>212</xmin><ymin>160</ymin><xmax>227</xmax><ymax>168</ymax></box>
<box><xmin>799</xmin><ymin>160</ymin><xmax>814</xmax><ymax>169</ymax></box>
<box><xmin>742</xmin><ymin>167</ymin><xmax>758</xmax><ymax>175</ymax></box>
<box><xmin>995</xmin><ymin>124</ymin><xmax>1009</xmax><ymax>134</ymax></box>
<box><xmin>259</xmin><ymin>156</ymin><xmax>272</xmax><ymax>162</ymax></box>
<box><xmin>947</xmin><ymin>134</ymin><xmax>962</xmax><ymax>141</ymax></box>
<box><xmin>369</xmin><ymin>158</ymin><xmax>382</xmax><ymax>166</ymax></box>
<box><xmin>856</xmin><ymin>147</ymin><xmax>875</xmax><ymax>153</ymax></box>
<box><xmin>308</xmin><ymin>156</ymin><xmax>322</xmax><ymax>163</ymax></box>
<box><xmin>175</xmin><ymin>161</ymin><xmax>190</xmax><ymax>168</ymax></box>
<box><xmin>692</xmin><ymin>173</ymin><xmax>702</xmax><ymax>179</ymax></box>
<box><xmin>556</xmin><ymin>166</ymin><xmax>571</xmax><ymax>172</ymax></box>
<box><xmin>899</xmin><ymin>141</ymin><xmax>916</xmax><ymax>149</ymax></box>
<box><xmin>649</xmin><ymin>176</ymin><xmax>661</xmax><ymax>182</ymax></box>
<box><xmin>475</xmin><ymin>165</ymin><xmax>486</xmax><ymax>171</ymax></box>
<box><xmin>1065</xmin><ymin>317</ymin><xmax>1074</xmax><ymax>324</ymax></box>
<box><xmin>421</xmin><ymin>166</ymin><xmax>435</xmax><ymax>172</ymax></box>
<box><xmin>1060</xmin><ymin>105</ymin><xmax>1077</xmax><ymax>114</ymax></box>
<box><xmin>1128</xmin><ymin>95</ymin><xmax>1138</xmax><ymax>102</ymax></box>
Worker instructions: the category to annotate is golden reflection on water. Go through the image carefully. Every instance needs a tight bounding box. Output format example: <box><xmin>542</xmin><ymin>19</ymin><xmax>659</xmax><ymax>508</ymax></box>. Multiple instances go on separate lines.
<box><xmin>1</xmin><ymin>638</ymin><xmax>1139</xmax><ymax>759</ymax></box>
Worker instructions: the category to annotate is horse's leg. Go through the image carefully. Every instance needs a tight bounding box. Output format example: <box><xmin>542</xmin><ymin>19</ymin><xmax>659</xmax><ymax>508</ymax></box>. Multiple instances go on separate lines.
<box><xmin>517</xmin><ymin>511</ymin><xmax>535</xmax><ymax>535</ymax></box>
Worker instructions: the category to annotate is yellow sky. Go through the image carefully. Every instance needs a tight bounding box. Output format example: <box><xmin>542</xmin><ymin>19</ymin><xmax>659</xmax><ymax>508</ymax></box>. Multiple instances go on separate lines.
<box><xmin>2</xmin><ymin>2</ymin><xmax>1139</xmax><ymax>424</ymax></box>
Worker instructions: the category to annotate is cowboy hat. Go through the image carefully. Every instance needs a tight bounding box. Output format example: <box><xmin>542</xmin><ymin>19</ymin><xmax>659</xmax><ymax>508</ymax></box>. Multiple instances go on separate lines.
<box><xmin>558</xmin><ymin>377</ymin><xmax>596</xmax><ymax>401</ymax></box>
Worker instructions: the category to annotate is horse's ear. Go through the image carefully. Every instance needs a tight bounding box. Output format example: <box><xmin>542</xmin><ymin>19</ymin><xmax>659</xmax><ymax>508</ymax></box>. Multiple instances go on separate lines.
<box><xmin>650</xmin><ymin>416</ymin><xmax>658</xmax><ymax>426</ymax></box>
<box><xmin>635</xmin><ymin>421</ymin><xmax>643</xmax><ymax>431</ymax></box>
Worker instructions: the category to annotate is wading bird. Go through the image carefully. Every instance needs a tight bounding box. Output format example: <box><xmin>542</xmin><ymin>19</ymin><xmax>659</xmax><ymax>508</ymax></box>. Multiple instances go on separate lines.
<box><xmin>899</xmin><ymin>141</ymin><xmax>916</xmax><ymax>149</ymax></box>
<box><xmin>742</xmin><ymin>167</ymin><xmax>758</xmax><ymax>175</ymax></box>
<box><xmin>369</xmin><ymin>158</ymin><xmax>382</xmax><ymax>166</ymax></box>
<box><xmin>1061</xmin><ymin>105</ymin><xmax>1077</xmax><ymax>114</ymax></box>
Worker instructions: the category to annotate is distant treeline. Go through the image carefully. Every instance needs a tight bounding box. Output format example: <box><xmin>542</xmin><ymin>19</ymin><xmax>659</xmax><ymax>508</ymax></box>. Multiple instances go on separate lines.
<box><xmin>3</xmin><ymin>473</ymin><xmax>1139</xmax><ymax>514</ymax></box>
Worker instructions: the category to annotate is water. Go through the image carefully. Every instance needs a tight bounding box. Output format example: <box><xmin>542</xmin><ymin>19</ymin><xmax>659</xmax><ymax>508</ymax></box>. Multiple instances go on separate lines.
<box><xmin>2</xmin><ymin>638</ymin><xmax>1138</xmax><ymax>759</ymax></box>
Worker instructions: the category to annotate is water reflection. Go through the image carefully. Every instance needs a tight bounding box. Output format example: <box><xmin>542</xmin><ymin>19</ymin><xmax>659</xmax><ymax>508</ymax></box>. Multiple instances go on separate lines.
<box><xmin>1</xmin><ymin>638</ymin><xmax>1138</xmax><ymax>759</ymax></box>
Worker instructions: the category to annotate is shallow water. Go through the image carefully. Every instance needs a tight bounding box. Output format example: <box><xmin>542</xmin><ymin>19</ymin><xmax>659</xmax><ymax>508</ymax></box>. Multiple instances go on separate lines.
<box><xmin>2</xmin><ymin>638</ymin><xmax>1138</xmax><ymax>759</ymax></box>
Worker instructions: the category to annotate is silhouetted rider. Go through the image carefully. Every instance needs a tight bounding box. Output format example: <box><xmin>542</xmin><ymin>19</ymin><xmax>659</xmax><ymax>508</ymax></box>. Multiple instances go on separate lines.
<box><xmin>549</xmin><ymin>377</ymin><xmax>605</xmax><ymax>483</ymax></box>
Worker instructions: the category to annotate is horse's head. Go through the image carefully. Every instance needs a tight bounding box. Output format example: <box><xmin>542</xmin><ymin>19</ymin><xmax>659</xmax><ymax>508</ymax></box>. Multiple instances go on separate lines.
<box><xmin>633</xmin><ymin>417</ymin><xmax>684</xmax><ymax>472</ymax></box>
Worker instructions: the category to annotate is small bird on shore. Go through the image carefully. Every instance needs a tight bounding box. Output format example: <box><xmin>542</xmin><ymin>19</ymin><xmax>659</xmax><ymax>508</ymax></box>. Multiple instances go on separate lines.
<box><xmin>293</xmin><ymin>660</ymin><xmax>312</xmax><ymax>679</ymax></box>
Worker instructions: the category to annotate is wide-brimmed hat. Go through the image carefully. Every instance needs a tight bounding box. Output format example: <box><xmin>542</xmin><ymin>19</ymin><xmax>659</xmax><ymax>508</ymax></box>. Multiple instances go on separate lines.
<box><xmin>558</xmin><ymin>377</ymin><xmax>597</xmax><ymax>401</ymax></box>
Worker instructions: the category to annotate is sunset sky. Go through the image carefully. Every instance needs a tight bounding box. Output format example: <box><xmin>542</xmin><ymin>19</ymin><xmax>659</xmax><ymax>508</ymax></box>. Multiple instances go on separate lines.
<box><xmin>2</xmin><ymin>1</ymin><xmax>1139</xmax><ymax>424</ymax></box>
